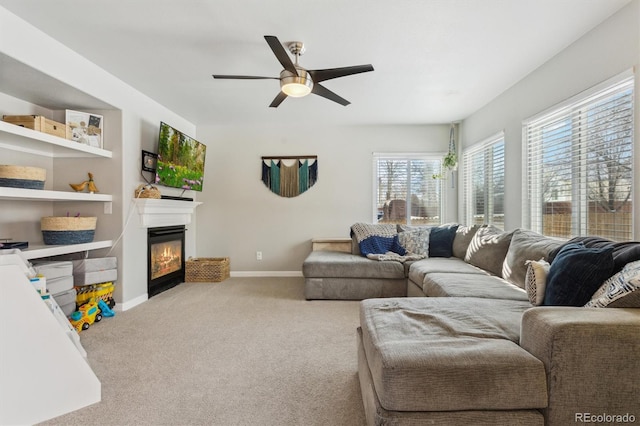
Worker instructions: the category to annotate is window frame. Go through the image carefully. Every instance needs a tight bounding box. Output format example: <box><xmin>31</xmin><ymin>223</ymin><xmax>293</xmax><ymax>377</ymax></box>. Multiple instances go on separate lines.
<box><xmin>522</xmin><ymin>70</ymin><xmax>634</xmax><ymax>240</ymax></box>
<box><xmin>372</xmin><ymin>152</ymin><xmax>444</xmax><ymax>225</ymax></box>
<box><xmin>462</xmin><ymin>132</ymin><xmax>505</xmax><ymax>227</ymax></box>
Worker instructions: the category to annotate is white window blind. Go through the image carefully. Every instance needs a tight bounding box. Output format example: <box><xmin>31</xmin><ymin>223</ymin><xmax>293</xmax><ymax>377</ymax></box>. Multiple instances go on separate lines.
<box><xmin>373</xmin><ymin>154</ymin><xmax>442</xmax><ymax>225</ymax></box>
<box><xmin>524</xmin><ymin>74</ymin><xmax>634</xmax><ymax>241</ymax></box>
<box><xmin>463</xmin><ymin>133</ymin><xmax>505</xmax><ymax>228</ymax></box>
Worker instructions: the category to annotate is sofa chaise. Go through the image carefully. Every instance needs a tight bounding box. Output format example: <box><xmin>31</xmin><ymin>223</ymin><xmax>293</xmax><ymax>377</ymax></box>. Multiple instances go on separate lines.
<box><xmin>302</xmin><ymin>223</ymin><xmax>640</xmax><ymax>425</ymax></box>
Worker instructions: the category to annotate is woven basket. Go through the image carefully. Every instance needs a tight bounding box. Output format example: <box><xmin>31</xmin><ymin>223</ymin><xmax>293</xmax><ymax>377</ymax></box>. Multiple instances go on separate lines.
<box><xmin>185</xmin><ymin>257</ymin><xmax>230</xmax><ymax>282</ymax></box>
<box><xmin>41</xmin><ymin>216</ymin><xmax>97</xmax><ymax>245</ymax></box>
<box><xmin>0</xmin><ymin>165</ymin><xmax>46</xmax><ymax>189</ymax></box>
<box><xmin>135</xmin><ymin>184</ymin><xmax>161</xmax><ymax>199</ymax></box>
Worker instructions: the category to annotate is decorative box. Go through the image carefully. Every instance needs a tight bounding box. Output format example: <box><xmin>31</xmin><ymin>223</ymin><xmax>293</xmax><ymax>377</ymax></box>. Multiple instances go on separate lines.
<box><xmin>41</xmin><ymin>216</ymin><xmax>97</xmax><ymax>245</ymax></box>
<box><xmin>185</xmin><ymin>257</ymin><xmax>230</xmax><ymax>282</ymax></box>
<box><xmin>0</xmin><ymin>165</ymin><xmax>46</xmax><ymax>189</ymax></box>
<box><xmin>3</xmin><ymin>115</ymin><xmax>67</xmax><ymax>139</ymax></box>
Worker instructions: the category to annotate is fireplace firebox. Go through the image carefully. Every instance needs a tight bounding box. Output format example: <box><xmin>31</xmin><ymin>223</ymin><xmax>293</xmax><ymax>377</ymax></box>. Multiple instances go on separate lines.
<box><xmin>147</xmin><ymin>225</ymin><xmax>185</xmax><ymax>297</ymax></box>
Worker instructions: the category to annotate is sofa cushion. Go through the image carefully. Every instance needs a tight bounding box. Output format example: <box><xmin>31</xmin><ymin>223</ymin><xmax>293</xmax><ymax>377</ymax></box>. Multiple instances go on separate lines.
<box><xmin>452</xmin><ymin>224</ymin><xmax>482</xmax><ymax>259</ymax></box>
<box><xmin>302</xmin><ymin>251</ymin><xmax>405</xmax><ymax>280</ymax></box>
<box><xmin>422</xmin><ymin>272</ymin><xmax>529</xmax><ymax>301</ymax></box>
<box><xmin>408</xmin><ymin>257</ymin><xmax>486</xmax><ymax>287</ymax></box>
<box><xmin>544</xmin><ymin>243</ymin><xmax>614</xmax><ymax>306</ymax></box>
<box><xmin>359</xmin><ymin>297</ymin><xmax>547</xmax><ymax>412</ymax></box>
<box><xmin>585</xmin><ymin>260</ymin><xmax>640</xmax><ymax>308</ymax></box>
<box><xmin>549</xmin><ymin>236</ymin><xmax>640</xmax><ymax>275</ymax></box>
<box><xmin>524</xmin><ymin>259</ymin><xmax>550</xmax><ymax>306</ymax></box>
<box><xmin>502</xmin><ymin>229</ymin><xmax>563</xmax><ymax>289</ymax></box>
<box><xmin>429</xmin><ymin>223</ymin><xmax>459</xmax><ymax>257</ymax></box>
<box><xmin>465</xmin><ymin>226</ymin><xmax>514</xmax><ymax>277</ymax></box>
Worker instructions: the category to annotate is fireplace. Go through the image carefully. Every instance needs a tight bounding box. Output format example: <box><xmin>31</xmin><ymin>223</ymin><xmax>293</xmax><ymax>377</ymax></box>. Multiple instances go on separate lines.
<box><xmin>147</xmin><ymin>225</ymin><xmax>185</xmax><ymax>297</ymax></box>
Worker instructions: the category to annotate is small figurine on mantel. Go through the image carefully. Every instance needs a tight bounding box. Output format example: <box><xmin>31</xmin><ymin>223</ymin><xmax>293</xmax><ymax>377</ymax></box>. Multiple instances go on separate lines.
<box><xmin>70</xmin><ymin>172</ymin><xmax>99</xmax><ymax>193</ymax></box>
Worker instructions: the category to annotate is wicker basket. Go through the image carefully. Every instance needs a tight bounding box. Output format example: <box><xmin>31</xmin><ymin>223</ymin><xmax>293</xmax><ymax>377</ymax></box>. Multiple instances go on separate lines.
<box><xmin>135</xmin><ymin>184</ymin><xmax>161</xmax><ymax>199</ymax></box>
<box><xmin>185</xmin><ymin>257</ymin><xmax>230</xmax><ymax>282</ymax></box>
<box><xmin>0</xmin><ymin>165</ymin><xmax>46</xmax><ymax>189</ymax></box>
<box><xmin>41</xmin><ymin>216</ymin><xmax>97</xmax><ymax>245</ymax></box>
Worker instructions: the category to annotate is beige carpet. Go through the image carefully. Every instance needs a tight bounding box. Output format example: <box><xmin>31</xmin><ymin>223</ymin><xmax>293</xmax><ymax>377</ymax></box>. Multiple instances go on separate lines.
<box><xmin>41</xmin><ymin>277</ymin><xmax>366</xmax><ymax>426</ymax></box>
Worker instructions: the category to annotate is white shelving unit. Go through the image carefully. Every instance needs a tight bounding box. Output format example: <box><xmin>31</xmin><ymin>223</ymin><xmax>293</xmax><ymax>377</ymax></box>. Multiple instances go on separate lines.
<box><xmin>0</xmin><ymin>186</ymin><xmax>112</xmax><ymax>202</ymax></box>
<box><xmin>0</xmin><ymin>118</ymin><xmax>114</xmax><ymax>260</ymax></box>
<box><xmin>0</xmin><ymin>120</ymin><xmax>112</xmax><ymax>158</ymax></box>
<box><xmin>21</xmin><ymin>240</ymin><xmax>114</xmax><ymax>260</ymax></box>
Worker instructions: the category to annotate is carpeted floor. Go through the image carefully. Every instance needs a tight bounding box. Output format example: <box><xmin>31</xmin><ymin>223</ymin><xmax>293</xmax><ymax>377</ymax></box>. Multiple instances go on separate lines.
<box><xmin>40</xmin><ymin>277</ymin><xmax>366</xmax><ymax>426</ymax></box>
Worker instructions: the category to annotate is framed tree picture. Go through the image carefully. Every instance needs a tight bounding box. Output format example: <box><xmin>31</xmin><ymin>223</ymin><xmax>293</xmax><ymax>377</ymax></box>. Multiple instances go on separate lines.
<box><xmin>65</xmin><ymin>109</ymin><xmax>103</xmax><ymax>148</ymax></box>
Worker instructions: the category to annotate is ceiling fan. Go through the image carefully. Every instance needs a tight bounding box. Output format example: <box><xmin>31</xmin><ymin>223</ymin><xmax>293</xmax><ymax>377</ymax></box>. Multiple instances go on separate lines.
<box><xmin>212</xmin><ymin>35</ymin><xmax>374</xmax><ymax>108</ymax></box>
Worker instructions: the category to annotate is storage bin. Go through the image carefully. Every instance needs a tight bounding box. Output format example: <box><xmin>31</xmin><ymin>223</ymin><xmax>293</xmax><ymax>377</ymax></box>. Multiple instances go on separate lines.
<box><xmin>46</xmin><ymin>276</ymin><xmax>74</xmax><ymax>294</ymax></box>
<box><xmin>72</xmin><ymin>257</ymin><xmax>117</xmax><ymax>273</ymax></box>
<box><xmin>41</xmin><ymin>216</ymin><xmax>97</xmax><ymax>245</ymax></box>
<box><xmin>74</xmin><ymin>268</ymin><xmax>117</xmax><ymax>286</ymax></box>
<box><xmin>32</xmin><ymin>260</ymin><xmax>73</xmax><ymax>280</ymax></box>
<box><xmin>185</xmin><ymin>257</ymin><xmax>230</xmax><ymax>282</ymax></box>
<box><xmin>3</xmin><ymin>115</ymin><xmax>67</xmax><ymax>139</ymax></box>
<box><xmin>52</xmin><ymin>288</ymin><xmax>77</xmax><ymax>317</ymax></box>
<box><xmin>0</xmin><ymin>165</ymin><xmax>46</xmax><ymax>189</ymax></box>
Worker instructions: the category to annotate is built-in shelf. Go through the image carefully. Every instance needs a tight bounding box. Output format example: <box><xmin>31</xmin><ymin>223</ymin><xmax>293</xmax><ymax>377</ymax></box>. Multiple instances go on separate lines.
<box><xmin>0</xmin><ymin>120</ymin><xmax>112</xmax><ymax>158</ymax></box>
<box><xmin>21</xmin><ymin>240</ymin><xmax>113</xmax><ymax>260</ymax></box>
<box><xmin>135</xmin><ymin>198</ymin><xmax>202</xmax><ymax>228</ymax></box>
<box><xmin>0</xmin><ymin>187</ymin><xmax>112</xmax><ymax>202</ymax></box>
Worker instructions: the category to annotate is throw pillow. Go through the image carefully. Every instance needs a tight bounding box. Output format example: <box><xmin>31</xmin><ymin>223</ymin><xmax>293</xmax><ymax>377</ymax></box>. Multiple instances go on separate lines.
<box><xmin>543</xmin><ymin>242</ymin><xmax>614</xmax><ymax>306</ymax></box>
<box><xmin>428</xmin><ymin>223</ymin><xmax>459</xmax><ymax>258</ymax></box>
<box><xmin>452</xmin><ymin>224</ymin><xmax>482</xmax><ymax>259</ymax></box>
<box><xmin>585</xmin><ymin>260</ymin><xmax>640</xmax><ymax>308</ymax></box>
<box><xmin>398</xmin><ymin>227</ymin><xmax>430</xmax><ymax>256</ymax></box>
<box><xmin>524</xmin><ymin>259</ymin><xmax>550</xmax><ymax>306</ymax></box>
<box><xmin>502</xmin><ymin>229</ymin><xmax>563</xmax><ymax>289</ymax></box>
<box><xmin>464</xmin><ymin>225</ymin><xmax>514</xmax><ymax>277</ymax></box>
<box><xmin>549</xmin><ymin>236</ymin><xmax>640</xmax><ymax>275</ymax></box>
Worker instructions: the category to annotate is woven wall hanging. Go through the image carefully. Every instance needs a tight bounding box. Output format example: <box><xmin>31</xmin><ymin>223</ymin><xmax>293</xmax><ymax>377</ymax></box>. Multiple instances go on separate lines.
<box><xmin>261</xmin><ymin>155</ymin><xmax>318</xmax><ymax>198</ymax></box>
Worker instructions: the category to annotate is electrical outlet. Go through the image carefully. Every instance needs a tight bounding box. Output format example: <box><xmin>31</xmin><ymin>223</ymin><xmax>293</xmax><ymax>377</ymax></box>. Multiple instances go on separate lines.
<box><xmin>104</xmin><ymin>201</ymin><xmax>112</xmax><ymax>214</ymax></box>
<box><xmin>256</xmin><ymin>251</ymin><xmax>262</xmax><ymax>261</ymax></box>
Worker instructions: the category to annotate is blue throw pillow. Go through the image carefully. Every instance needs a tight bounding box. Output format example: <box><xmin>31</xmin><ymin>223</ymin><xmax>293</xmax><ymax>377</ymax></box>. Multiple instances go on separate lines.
<box><xmin>429</xmin><ymin>224</ymin><xmax>459</xmax><ymax>258</ymax></box>
<box><xmin>543</xmin><ymin>242</ymin><xmax>614</xmax><ymax>306</ymax></box>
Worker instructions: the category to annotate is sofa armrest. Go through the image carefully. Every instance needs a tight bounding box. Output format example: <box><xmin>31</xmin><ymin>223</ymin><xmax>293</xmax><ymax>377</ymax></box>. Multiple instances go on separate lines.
<box><xmin>520</xmin><ymin>307</ymin><xmax>640</xmax><ymax>426</ymax></box>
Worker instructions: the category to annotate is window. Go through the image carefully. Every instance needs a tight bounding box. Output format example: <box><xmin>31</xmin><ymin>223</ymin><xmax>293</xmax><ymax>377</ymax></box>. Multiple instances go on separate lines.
<box><xmin>463</xmin><ymin>133</ymin><xmax>505</xmax><ymax>228</ymax></box>
<box><xmin>373</xmin><ymin>154</ymin><xmax>442</xmax><ymax>225</ymax></box>
<box><xmin>524</xmin><ymin>73</ymin><xmax>634</xmax><ymax>241</ymax></box>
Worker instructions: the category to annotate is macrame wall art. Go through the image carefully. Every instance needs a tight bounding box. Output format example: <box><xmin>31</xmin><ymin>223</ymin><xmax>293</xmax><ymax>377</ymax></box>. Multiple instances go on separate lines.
<box><xmin>261</xmin><ymin>155</ymin><xmax>318</xmax><ymax>198</ymax></box>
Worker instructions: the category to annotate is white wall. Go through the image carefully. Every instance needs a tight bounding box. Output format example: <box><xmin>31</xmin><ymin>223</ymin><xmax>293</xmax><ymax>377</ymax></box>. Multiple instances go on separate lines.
<box><xmin>0</xmin><ymin>7</ymin><xmax>197</xmax><ymax>308</ymax></box>
<box><xmin>459</xmin><ymin>0</ymin><xmax>640</xmax><ymax>239</ymax></box>
<box><xmin>196</xmin><ymin>124</ymin><xmax>452</xmax><ymax>273</ymax></box>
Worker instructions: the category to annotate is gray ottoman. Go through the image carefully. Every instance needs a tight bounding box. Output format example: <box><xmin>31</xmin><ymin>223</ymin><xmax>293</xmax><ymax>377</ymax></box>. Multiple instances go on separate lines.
<box><xmin>358</xmin><ymin>297</ymin><xmax>548</xmax><ymax>425</ymax></box>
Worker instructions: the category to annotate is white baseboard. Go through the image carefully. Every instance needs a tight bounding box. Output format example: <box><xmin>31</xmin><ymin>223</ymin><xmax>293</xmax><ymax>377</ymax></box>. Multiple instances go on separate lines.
<box><xmin>230</xmin><ymin>271</ymin><xmax>303</xmax><ymax>278</ymax></box>
<box><xmin>118</xmin><ymin>293</ymin><xmax>148</xmax><ymax>311</ymax></box>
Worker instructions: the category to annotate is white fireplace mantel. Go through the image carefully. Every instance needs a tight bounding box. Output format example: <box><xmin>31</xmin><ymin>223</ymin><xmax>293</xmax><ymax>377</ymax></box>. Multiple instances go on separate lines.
<box><xmin>134</xmin><ymin>198</ymin><xmax>202</xmax><ymax>228</ymax></box>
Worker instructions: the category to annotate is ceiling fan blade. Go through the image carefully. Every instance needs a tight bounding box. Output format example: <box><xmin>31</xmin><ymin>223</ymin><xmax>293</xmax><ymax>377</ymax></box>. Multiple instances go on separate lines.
<box><xmin>212</xmin><ymin>75</ymin><xmax>278</xmax><ymax>80</ymax></box>
<box><xmin>308</xmin><ymin>65</ymin><xmax>374</xmax><ymax>83</ymax></box>
<box><xmin>269</xmin><ymin>91</ymin><xmax>288</xmax><ymax>108</ymax></box>
<box><xmin>311</xmin><ymin>83</ymin><xmax>350</xmax><ymax>106</ymax></box>
<box><xmin>264</xmin><ymin>35</ymin><xmax>298</xmax><ymax>76</ymax></box>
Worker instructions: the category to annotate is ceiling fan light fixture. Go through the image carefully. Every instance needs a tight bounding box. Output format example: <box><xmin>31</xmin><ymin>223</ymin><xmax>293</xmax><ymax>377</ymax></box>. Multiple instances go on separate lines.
<box><xmin>280</xmin><ymin>69</ymin><xmax>313</xmax><ymax>97</ymax></box>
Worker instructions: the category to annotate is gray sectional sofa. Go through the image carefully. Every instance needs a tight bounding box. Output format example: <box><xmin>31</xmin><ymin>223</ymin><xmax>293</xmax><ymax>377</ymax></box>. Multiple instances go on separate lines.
<box><xmin>302</xmin><ymin>224</ymin><xmax>640</xmax><ymax>426</ymax></box>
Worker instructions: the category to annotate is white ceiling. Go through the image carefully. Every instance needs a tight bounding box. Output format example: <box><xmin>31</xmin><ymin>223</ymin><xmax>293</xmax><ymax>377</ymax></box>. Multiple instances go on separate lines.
<box><xmin>0</xmin><ymin>0</ymin><xmax>631</xmax><ymax>126</ymax></box>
